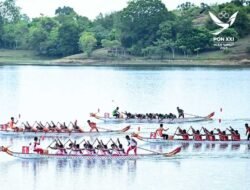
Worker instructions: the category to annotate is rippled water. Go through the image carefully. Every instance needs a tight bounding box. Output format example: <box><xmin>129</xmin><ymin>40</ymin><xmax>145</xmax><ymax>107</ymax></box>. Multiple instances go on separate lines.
<box><xmin>0</xmin><ymin>65</ymin><xmax>250</xmax><ymax>190</ymax></box>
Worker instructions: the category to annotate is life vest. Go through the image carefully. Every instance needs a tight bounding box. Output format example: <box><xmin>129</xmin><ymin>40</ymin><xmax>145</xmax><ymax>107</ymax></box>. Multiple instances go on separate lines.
<box><xmin>112</xmin><ymin>109</ymin><xmax>118</xmax><ymax>116</ymax></box>
<box><xmin>33</xmin><ymin>141</ymin><xmax>40</xmax><ymax>150</ymax></box>
<box><xmin>89</xmin><ymin>122</ymin><xmax>97</xmax><ymax>128</ymax></box>
<box><xmin>87</xmin><ymin>149</ymin><xmax>95</xmax><ymax>155</ymax></box>
<box><xmin>218</xmin><ymin>133</ymin><xmax>224</xmax><ymax>141</ymax></box>
<box><xmin>97</xmin><ymin>149</ymin><xmax>107</xmax><ymax>155</ymax></box>
<box><xmin>205</xmin><ymin>134</ymin><xmax>210</xmax><ymax>140</ymax></box>
<box><xmin>232</xmin><ymin>134</ymin><xmax>240</xmax><ymax>141</ymax></box>
<box><xmin>224</xmin><ymin>135</ymin><xmax>229</xmax><ymax>141</ymax></box>
<box><xmin>182</xmin><ymin>134</ymin><xmax>189</xmax><ymax>140</ymax></box>
<box><xmin>209</xmin><ymin>135</ymin><xmax>216</xmax><ymax>141</ymax></box>
<box><xmin>56</xmin><ymin>149</ymin><xmax>65</xmax><ymax>155</ymax></box>
<box><xmin>194</xmin><ymin>134</ymin><xmax>202</xmax><ymax>141</ymax></box>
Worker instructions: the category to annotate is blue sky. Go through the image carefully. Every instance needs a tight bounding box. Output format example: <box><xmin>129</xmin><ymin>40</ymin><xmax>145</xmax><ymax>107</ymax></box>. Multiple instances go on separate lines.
<box><xmin>16</xmin><ymin>0</ymin><xmax>230</xmax><ymax>20</ymax></box>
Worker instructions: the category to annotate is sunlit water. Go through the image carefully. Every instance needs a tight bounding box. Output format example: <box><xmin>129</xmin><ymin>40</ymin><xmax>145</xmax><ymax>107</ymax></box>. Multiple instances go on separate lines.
<box><xmin>0</xmin><ymin>65</ymin><xmax>250</xmax><ymax>190</ymax></box>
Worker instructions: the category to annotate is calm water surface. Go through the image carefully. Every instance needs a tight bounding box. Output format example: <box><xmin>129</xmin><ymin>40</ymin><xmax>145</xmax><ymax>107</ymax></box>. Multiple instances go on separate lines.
<box><xmin>0</xmin><ymin>65</ymin><xmax>250</xmax><ymax>190</ymax></box>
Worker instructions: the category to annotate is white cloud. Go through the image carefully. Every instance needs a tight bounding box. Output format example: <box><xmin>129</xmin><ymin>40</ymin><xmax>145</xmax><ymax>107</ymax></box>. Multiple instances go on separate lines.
<box><xmin>16</xmin><ymin>0</ymin><xmax>230</xmax><ymax>20</ymax></box>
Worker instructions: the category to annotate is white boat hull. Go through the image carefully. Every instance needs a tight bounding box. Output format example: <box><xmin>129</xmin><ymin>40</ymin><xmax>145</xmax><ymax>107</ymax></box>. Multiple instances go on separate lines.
<box><xmin>91</xmin><ymin>112</ymin><xmax>215</xmax><ymax>124</ymax></box>
<box><xmin>139</xmin><ymin>137</ymin><xmax>250</xmax><ymax>145</ymax></box>
<box><xmin>0</xmin><ymin>130</ymin><xmax>126</xmax><ymax>137</ymax></box>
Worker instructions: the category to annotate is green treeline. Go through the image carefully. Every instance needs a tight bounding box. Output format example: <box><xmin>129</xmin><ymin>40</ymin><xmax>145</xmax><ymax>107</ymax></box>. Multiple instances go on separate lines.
<box><xmin>0</xmin><ymin>0</ymin><xmax>249</xmax><ymax>58</ymax></box>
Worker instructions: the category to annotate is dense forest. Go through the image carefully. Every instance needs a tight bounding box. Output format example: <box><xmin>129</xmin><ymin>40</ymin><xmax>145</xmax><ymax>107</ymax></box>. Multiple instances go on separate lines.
<box><xmin>0</xmin><ymin>0</ymin><xmax>249</xmax><ymax>58</ymax></box>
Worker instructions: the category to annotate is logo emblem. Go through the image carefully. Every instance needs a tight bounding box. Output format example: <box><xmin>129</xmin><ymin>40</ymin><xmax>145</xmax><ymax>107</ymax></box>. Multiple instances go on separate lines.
<box><xmin>209</xmin><ymin>11</ymin><xmax>238</xmax><ymax>35</ymax></box>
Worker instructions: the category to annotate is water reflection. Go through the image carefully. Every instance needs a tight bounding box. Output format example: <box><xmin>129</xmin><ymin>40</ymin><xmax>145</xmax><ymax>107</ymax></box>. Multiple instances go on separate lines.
<box><xmin>218</xmin><ymin>143</ymin><xmax>229</xmax><ymax>150</ymax></box>
<box><xmin>192</xmin><ymin>143</ymin><xmax>202</xmax><ymax>151</ymax></box>
<box><xmin>204</xmin><ymin>143</ymin><xmax>216</xmax><ymax>150</ymax></box>
<box><xmin>147</xmin><ymin>143</ymin><xmax>250</xmax><ymax>156</ymax></box>
<box><xmin>18</xmin><ymin>159</ymin><xmax>135</xmax><ymax>171</ymax></box>
<box><xmin>127</xmin><ymin>160</ymin><xmax>137</xmax><ymax>172</ymax></box>
<box><xmin>231</xmin><ymin>144</ymin><xmax>241</xmax><ymax>151</ymax></box>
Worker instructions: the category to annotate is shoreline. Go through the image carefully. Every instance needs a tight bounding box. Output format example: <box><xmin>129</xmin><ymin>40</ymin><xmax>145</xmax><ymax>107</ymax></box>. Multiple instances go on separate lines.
<box><xmin>0</xmin><ymin>58</ymin><xmax>250</xmax><ymax>67</ymax></box>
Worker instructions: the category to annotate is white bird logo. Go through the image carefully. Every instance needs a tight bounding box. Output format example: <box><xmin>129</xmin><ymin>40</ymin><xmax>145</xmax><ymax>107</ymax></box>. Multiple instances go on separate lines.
<box><xmin>209</xmin><ymin>11</ymin><xmax>238</xmax><ymax>35</ymax></box>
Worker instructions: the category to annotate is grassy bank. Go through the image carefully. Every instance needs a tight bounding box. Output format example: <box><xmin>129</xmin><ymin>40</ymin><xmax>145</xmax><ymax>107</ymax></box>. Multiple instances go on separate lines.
<box><xmin>0</xmin><ymin>35</ymin><xmax>249</xmax><ymax>66</ymax></box>
<box><xmin>53</xmin><ymin>35</ymin><xmax>250</xmax><ymax>66</ymax></box>
<box><xmin>0</xmin><ymin>49</ymin><xmax>54</xmax><ymax>64</ymax></box>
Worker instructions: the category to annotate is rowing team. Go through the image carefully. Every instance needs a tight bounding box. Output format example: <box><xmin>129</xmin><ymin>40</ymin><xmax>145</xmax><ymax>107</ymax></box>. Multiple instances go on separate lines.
<box><xmin>1</xmin><ymin>117</ymin><xmax>100</xmax><ymax>132</ymax></box>
<box><xmin>111</xmin><ymin>106</ymin><xmax>184</xmax><ymax>119</ymax></box>
<box><xmin>150</xmin><ymin>123</ymin><xmax>250</xmax><ymax>141</ymax></box>
<box><xmin>29</xmin><ymin>135</ymin><xmax>138</xmax><ymax>155</ymax></box>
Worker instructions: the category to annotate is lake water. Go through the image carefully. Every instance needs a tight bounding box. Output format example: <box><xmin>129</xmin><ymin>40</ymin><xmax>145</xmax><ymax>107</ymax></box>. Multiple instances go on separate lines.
<box><xmin>0</xmin><ymin>65</ymin><xmax>250</xmax><ymax>190</ymax></box>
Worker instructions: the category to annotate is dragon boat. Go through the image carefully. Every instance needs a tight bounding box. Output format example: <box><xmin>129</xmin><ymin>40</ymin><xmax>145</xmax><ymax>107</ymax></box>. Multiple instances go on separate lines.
<box><xmin>134</xmin><ymin>136</ymin><xmax>250</xmax><ymax>145</ymax></box>
<box><xmin>0</xmin><ymin>146</ymin><xmax>181</xmax><ymax>160</ymax></box>
<box><xmin>0</xmin><ymin>126</ymin><xmax>130</xmax><ymax>137</ymax></box>
<box><xmin>90</xmin><ymin>112</ymin><xmax>215</xmax><ymax>124</ymax></box>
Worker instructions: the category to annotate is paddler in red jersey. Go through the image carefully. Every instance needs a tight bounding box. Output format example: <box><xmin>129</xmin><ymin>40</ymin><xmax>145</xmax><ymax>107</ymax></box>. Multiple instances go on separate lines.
<box><xmin>215</xmin><ymin>129</ymin><xmax>229</xmax><ymax>141</ymax></box>
<box><xmin>126</xmin><ymin>135</ymin><xmax>137</xmax><ymax>155</ymax></box>
<box><xmin>202</xmin><ymin>127</ymin><xmax>216</xmax><ymax>141</ymax></box>
<box><xmin>32</xmin><ymin>137</ymin><xmax>44</xmax><ymax>154</ymax></box>
<box><xmin>87</xmin><ymin>120</ymin><xmax>99</xmax><ymax>132</ymax></box>
<box><xmin>155</xmin><ymin>124</ymin><xmax>169</xmax><ymax>139</ymax></box>
<box><xmin>245</xmin><ymin>123</ymin><xmax>250</xmax><ymax>141</ymax></box>
<box><xmin>191</xmin><ymin>126</ymin><xmax>203</xmax><ymax>141</ymax></box>
<box><xmin>227</xmin><ymin>126</ymin><xmax>241</xmax><ymax>141</ymax></box>
<box><xmin>176</xmin><ymin>127</ymin><xmax>190</xmax><ymax>140</ymax></box>
<box><xmin>8</xmin><ymin>117</ymin><xmax>19</xmax><ymax>131</ymax></box>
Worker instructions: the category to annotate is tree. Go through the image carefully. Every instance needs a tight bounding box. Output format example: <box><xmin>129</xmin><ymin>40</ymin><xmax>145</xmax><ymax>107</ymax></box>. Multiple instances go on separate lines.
<box><xmin>77</xmin><ymin>15</ymin><xmax>91</xmax><ymax>33</ymax></box>
<box><xmin>92</xmin><ymin>12</ymin><xmax>121</xmax><ymax>47</ymax></box>
<box><xmin>28</xmin><ymin>17</ymin><xmax>61</xmax><ymax>56</ymax></box>
<box><xmin>0</xmin><ymin>0</ymin><xmax>21</xmax><ymax>23</ymax></box>
<box><xmin>101</xmin><ymin>39</ymin><xmax>121</xmax><ymax>49</ymax></box>
<box><xmin>79</xmin><ymin>32</ymin><xmax>97</xmax><ymax>57</ymax></box>
<box><xmin>156</xmin><ymin>18</ymin><xmax>192</xmax><ymax>59</ymax></box>
<box><xmin>57</xmin><ymin>18</ymin><xmax>80</xmax><ymax>56</ymax></box>
<box><xmin>54</xmin><ymin>7</ymin><xmax>91</xmax><ymax>56</ymax></box>
<box><xmin>177</xmin><ymin>2</ymin><xmax>195</xmax><ymax>10</ymax></box>
<box><xmin>120</xmin><ymin>0</ymin><xmax>170</xmax><ymax>55</ymax></box>
<box><xmin>176</xmin><ymin>27</ymin><xmax>213</xmax><ymax>53</ymax></box>
<box><xmin>55</xmin><ymin>6</ymin><xmax>76</xmax><ymax>16</ymax></box>
<box><xmin>179</xmin><ymin>45</ymin><xmax>187</xmax><ymax>57</ymax></box>
<box><xmin>0</xmin><ymin>0</ymin><xmax>21</xmax><ymax>47</ymax></box>
<box><xmin>90</xmin><ymin>25</ymin><xmax>110</xmax><ymax>47</ymax></box>
<box><xmin>231</xmin><ymin>0</ymin><xmax>246</xmax><ymax>6</ymax></box>
<box><xmin>1</xmin><ymin>20</ymin><xmax>29</xmax><ymax>49</ymax></box>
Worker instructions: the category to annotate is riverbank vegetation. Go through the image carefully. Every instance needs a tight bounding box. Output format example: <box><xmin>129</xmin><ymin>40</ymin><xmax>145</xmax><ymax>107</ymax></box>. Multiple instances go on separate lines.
<box><xmin>0</xmin><ymin>0</ymin><xmax>249</xmax><ymax>64</ymax></box>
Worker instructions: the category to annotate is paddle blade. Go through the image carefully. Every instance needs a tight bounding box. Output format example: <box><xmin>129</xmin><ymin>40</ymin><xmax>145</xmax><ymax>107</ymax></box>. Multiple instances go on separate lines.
<box><xmin>207</xmin><ymin>112</ymin><xmax>215</xmax><ymax>118</ymax></box>
<box><xmin>121</xmin><ymin>125</ymin><xmax>130</xmax><ymax>132</ymax></box>
<box><xmin>164</xmin><ymin>146</ymin><xmax>182</xmax><ymax>157</ymax></box>
<box><xmin>0</xmin><ymin>146</ymin><xmax>8</xmax><ymax>152</ymax></box>
<box><xmin>90</xmin><ymin>113</ymin><xmax>96</xmax><ymax>117</ymax></box>
<box><xmin>90</xmin><ymin>113</ymin><xmax>101</xmax><ymax>119</ymax></box>
<box><xmin>168</xmin><ymin>135</ymin><xmax>174</xmax><ymax>140</ymax></box>
<box><xmin>131</xmin><ymin>133</ymin><xmax>143</xmax><ymax>140</ymax></box>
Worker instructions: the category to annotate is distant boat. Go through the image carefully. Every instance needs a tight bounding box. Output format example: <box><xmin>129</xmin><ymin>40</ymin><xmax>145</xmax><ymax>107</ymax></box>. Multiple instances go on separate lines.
<box><xmin>90</xmin><ymin>112</ymin><xmax>215</xmax><ymax>124</ymax></box>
